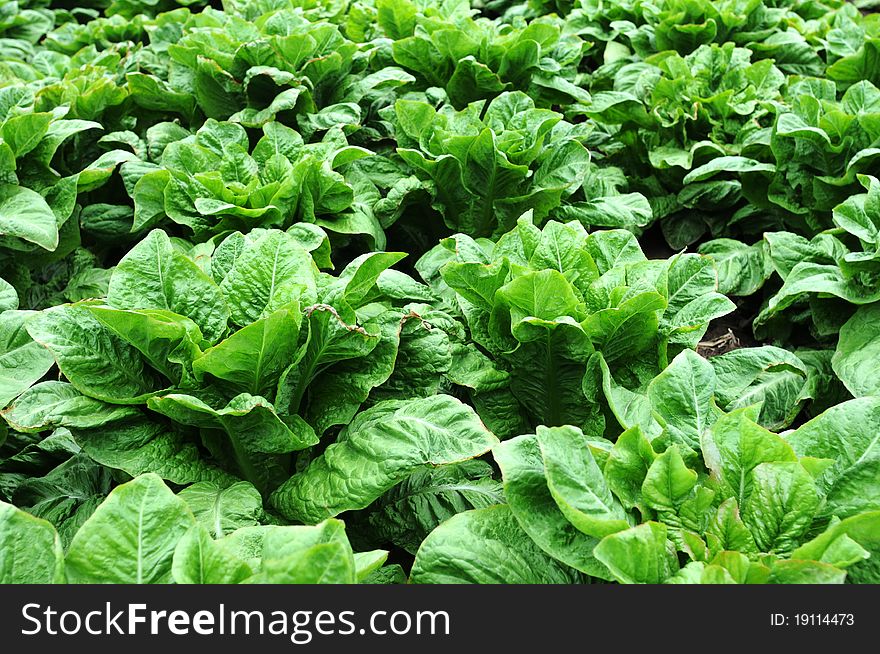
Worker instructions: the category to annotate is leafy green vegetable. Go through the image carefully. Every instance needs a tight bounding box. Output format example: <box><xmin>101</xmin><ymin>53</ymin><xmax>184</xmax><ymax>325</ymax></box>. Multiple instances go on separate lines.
<box><xmin>270</xmin><ymin>394</ymin><xmax>498</xmax><ymax>523</ymax></box>
<box><xmin>1</xmin><ymin>0</ymin><xmax>879</xmax><ymax>586</ymax></box>
<box><xmin>412</xmin><ymin>388</ymin><xmax>880</xmax><ymax>584</ymax></box>
<box><xmin>410</xmin><ymin>504</ymin><xmax>585</xmax><ymax>584</ymax></box>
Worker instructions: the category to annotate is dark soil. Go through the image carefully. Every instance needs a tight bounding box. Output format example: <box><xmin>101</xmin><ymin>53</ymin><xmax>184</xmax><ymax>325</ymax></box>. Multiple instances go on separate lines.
<box><xmin>639</xmin><ymin>222</ymin><xmax>676</xmax><ymax>260</ymax></box>
<box><xmin>696</xmin><ymin>291</ymin><xmax>763</xmax><ymax>358</ymax></box>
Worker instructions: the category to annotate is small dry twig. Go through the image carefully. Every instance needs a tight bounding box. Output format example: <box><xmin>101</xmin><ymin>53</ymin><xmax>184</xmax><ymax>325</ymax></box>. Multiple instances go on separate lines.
<box><xmin>697</xmin><ymin>328</ymin><xmax>741</xmax><ymax>358</ymax></box>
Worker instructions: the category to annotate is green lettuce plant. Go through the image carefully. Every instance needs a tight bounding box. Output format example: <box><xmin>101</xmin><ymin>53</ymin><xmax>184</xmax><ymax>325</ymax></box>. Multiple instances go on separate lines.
<box><xmin>1</xmin><ymin>0</ymin><xmax>879</xmax><ymax>586</ymax></box>
<box><xmin>391</xmin><ymin>92</ymin><xmax>594</xmax><ymax>237</ymax></box>
<box><xmin>8</xmin><ymin>227</ymin><xmax>453</xmax><ymax>496</ymax></box>
<box><xmin>584</xmin><ymin>42</ymin><xmax>784</xmax><ymax>246</ymax></box>
<box><xmin>417</xmin><ymin>215</ymin><xmax>734</xmax><ymax>436</ymax></box>
<box><xmin>411</xmin><ymin>353</ymin><xmax>880</xmax><ymax>584</ymax></box>
<box><xmin>128</xmin><ymin>118</ymin><xmax>384</xmax><ymax>245</ymax></box>
<box><xmin>371</xmin><ymin>0</ymin><xmax>590</xmax><ymax>108</ymax></box>
<box><xmin>0</xmin><ymin>473</ymin><xmax>396</xmax><ymax>584</ymax></box>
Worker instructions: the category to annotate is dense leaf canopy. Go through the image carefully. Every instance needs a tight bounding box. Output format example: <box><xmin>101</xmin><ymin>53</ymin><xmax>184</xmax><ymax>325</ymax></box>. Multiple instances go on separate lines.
<box><xmin>1</xmin><ymin>0</ymin><xmax>879</xmax><ymax>585</ymax></box>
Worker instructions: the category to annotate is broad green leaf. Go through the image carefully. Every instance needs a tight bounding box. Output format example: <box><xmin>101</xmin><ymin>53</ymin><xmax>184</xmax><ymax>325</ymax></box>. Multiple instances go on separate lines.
<box><xmin>648</xmin><ymin>349</ymin><xmax>716</xmax><ymax>450</ymax></box>
<box><xmin>642</xmin><ymin>447</ymin><xmax>698</xmax><ymax>517</ymax></box>
<box><xmin>26</xmin><ymin>305</ymin><xmax>165</xmax><ymax>404</ymax></box>
<box><xmin>365</xmin><ymin>460</ymin><xmax>503</xmax><ymax>555</ymax></box>
<box><xmin>302</xmin><ymin>308</ymin><xmax>401</xmax><ymax>435</ymax></box>
<box><xmin>556</xmin><ymin>193</ymin><xmax>652</xmax><ymax>231</ymax></box>
<box><xmin>218</xmin><ymin>230</ymin><xmax>317</xmax><ymax>326</ymax></box>
<box><xmin>698</xmin><ymin>239</ymin><xmax>771</xmax><ymax>296</ymax></box>
<box><xmin>441</xmin><ymin>260</ymin><xmax>511</xmax><ymax>310</ymax></box>
<box><xmin>212</xmin><ymin>526</ymin><xmax>270</xmax><ymax>572</ymax></box>
<box><xmin>705</xmin><ymin>498</ymin><xmax>758</xmax><ymax>555</ymax></box>
<box><xmin>132</xmin><ymin>170</ymin><xmax>170</xmax><ymax>232</ymax></box>
<box><xmin>766</xmin><ymin>560</ymin><xmax>846</xmax><ymax>584</ymax></box>
<box><xmin>665</xmin><ymin>254</ymin><xmax>723</xmax><ymax>317</ymax></box>
<box><xmin>604</xmin><ymin>426</ymin><xmax>657</xmax><ymax>512</ymax></box>
<box><xmin>763</xmin><ymin>232</ymin><xmax>841</xmax><ymax>279</ymax></box>
<box><xmin>2</xmin><ymin>112</ymin><xmax>52</xmax><ymax>157</ymax></box>
<box><xmin>584</xmin><ymin>91</ymin><xmax>651</xmax><ymax>127</ymax></box>
<box><xmin>86</xmin><ymin>307</ymin><xmax>204</xmax><ymax>387</ymax></box>
<box><xmin>72</xmin><ymin>417</ymin><xmax>235</xmax><ymax>486</ymax></box>
<box><xmin>354</xmin><ymin>550</ymin><xmax>389</xmax><ymax>582</ymax></box>
<box><xmin>3</xmin><ymin>381</ymin><xmax>139</xmax><ymax>432</ymax></box>
<box><xmin>337</xmin><ymin>251</ymin><xmax>407</xmax><ymax>306</ymax></box>
<box><xmin>288</xmin><ymin>223</ymin><xmax>332</xmax><ymax>270</ymax></box>
<box><xmin>270</xmin><ymin>395</ymin><xmax>498</xmax><ymax>523</ymax></box>
<box><xmin>0</xmin><ymin>277</ymin><xmax>17</xmax><ymax>312</ymax></box>
<box><xmin>249</xmin><ymin>542</ymin><xmax>356</xmax><ymax>584</ymax></box>
<box><xmin>0</xmin><ymin>310</ymin><xmax>55</xmax><ymax>409</ymax></box>
<box><xmin>461</xmin><ymin>126</ymin><xmax>532</xmax><ymax>227</ymax></box>
<box><xmin>410</xmin><ymin>505</ymin><xmax>583</xmax><ymax>584</ymax></box>
<box><xmin>786</xmin><ymin>398</ymin><xmax>880</xmax><ymax>518</ymax></box>
<box><xmin>527</xmin><ymin>220</ymin><xmax>598</xmax><ymax>287</ymax></box>
<box><xmin>370</xmin><ymin>307</ymin><xmax>456</xmax><ymax>402</ymax></box>
<box><xmin>66</xmin><ymin>474</ymin><xmax>197</xmax><ymax>583</ymax></box>
<box><xmin>792</xmin><ymin>512</ymin><xmax>880</xmax><ymax>583</ymax></box>
<box><xmin>497</xmin><ymin>269</ymin><xmax>581</xmax><ymax>325</ymax></box>
<box><xmin>710</xmin><ymin>346</ymin><xmax>808</xmax><ymax>430</ymax></box>
<box><xmin>791</xmin><ymin>532</ymin><xmax>869</xmax><ymax>570</ymax></box>
<box><xmin>586</xmin><ymin>229</ymin><xmax>646</xmax><ymax>275</ymax></box>
<box><xmin>597</xmin><ymin>355</ymin><xmax>662</xmax><ymax>439</ymax></box>
<box><xmin>0</xmin><ymin>427</ymin><xmax>79</xmax><ymax>486</ymax></box>
<box><xmin>108</xmin><ymin>230</ymin><xmax>230</xmax><ymax>343</ymax></box>
<box><xmin>216</xmin><ymin>523</ymin><xmax>352</xmax><ymax>576</ymax></box>
<box><xmin>741</xmin><ymin>462</ymin><xmax>820</xmax><ymax>554</ymax></box>
<box><xmin>13</xmin><ymin>452</ymin><xmax>113</xmax><ymax>548</ymax></box>
<box><xmin>147</xmin><ymin>393</ymin><xmax>315</xmax><ymax>493</ymax></box>
<box><xmin>827</xmin><ymin>39</ymin><xmax>880</xmax><ymax>87</ymax></box>
<box><xmin>594</xmin><ymin>522</ymin><xmax>678</xmax><ymax>584</ymax></box>
<box><xmin>193</xmin><ymin>307</ymin><xmax>300</xmax><ymax>397</ymax></box>
<box><xmin>149</xmin><ymin>393</ymin><xmax>316</xmax><ymax>454</ymax></box>
<box><xmin>701</xmin><ymin>551</ymin><xmax>770</xmax><ymax>584</ymax></box>
<box><xmin>833</xmin><ymin>304</ymin><xmax>880</xmax><ymax>398</ymax></box>
<box><xmin>0</xmin><ymin>183</ymin><xmax>58</xmax><ymax>251</ymax></box>
<box><xmin>276</xmin><ymin>303</ymin><xmax>381</xmax><ymax>423</ymax></box>
<box><xmin>761</xmin><ymin>263</ymin><xmax>880</xmax><ymax>323</ymax></box>
<box><xmin>585</xmin><ymin>292</ymin><xmax>667</xmax><ymax>362</ymax></box>
<box><xmin>376</xmin><ymin>0</ymin><xmax>417</xmax><ymax>41</ymax></box>
<box><xmin>505</xmin><ymin>321</ymin><xmax>595</xmax><ymax>429</ymax></box>
<box><xmin>0</xmin><ymin>501</ymin><xmax>65</xmax><ymax>583</ymax></box>
<box><xmin>536</xmin><ymin>425</ymin><xmax>629</xmax><ymax>538</ymax></box>
<box><xmin>701</xmin><ymin>409</ymin><xmax>798</xmax><ymax>507</ymax></box>
<box><xmin>661</xmin><ymin>254</ymin><xmax>735</xmax><ymax>345</ymax></box>
<box><xmin>172</xmin><ymin>525</ymin><xmax>253</xmax><ymax>584</ymax></box>
<box><xmin>665</xmin><ymin>561</ymin><xmax>707</xmax><ymax>584</ymax></box>
<box><xmin>682</xmin><ymin>157</ymin><xmax>775</xmax><ymax>183</ymax></box>
<box><xmin>245</xmin><ymin>520</ymin><xmax>358</xmax><ymax>584</ymax></box>
<box><xmin>494</xmin><ymin>435</ymin><xmax>610</xmax><ymax>578</ymax></box>
<box><xmin>362</xmin><ymin>564</ymin><xmax>407</xmax><ymax>584</ymax></box>
<box><xmin>816</xmin><ymin>534</ymin><xmax>871</xmax><ymax>569</ymax></box>
<box><xmin>178</xmin><ymin>481</ymin><xmax>264</xmax><ymax>539</ymax></box>
<box><xmin>832</xmin><ymin>176</ymin><xmax>880</xmax><ymax>243</ymax></box>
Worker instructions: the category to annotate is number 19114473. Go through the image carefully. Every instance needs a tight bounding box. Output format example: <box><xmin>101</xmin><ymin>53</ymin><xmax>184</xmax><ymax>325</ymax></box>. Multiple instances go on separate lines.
<box><xmin>770</xmin><ymin>613</ymin><xmax>855</xmax><ymax>627</ymax></box>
